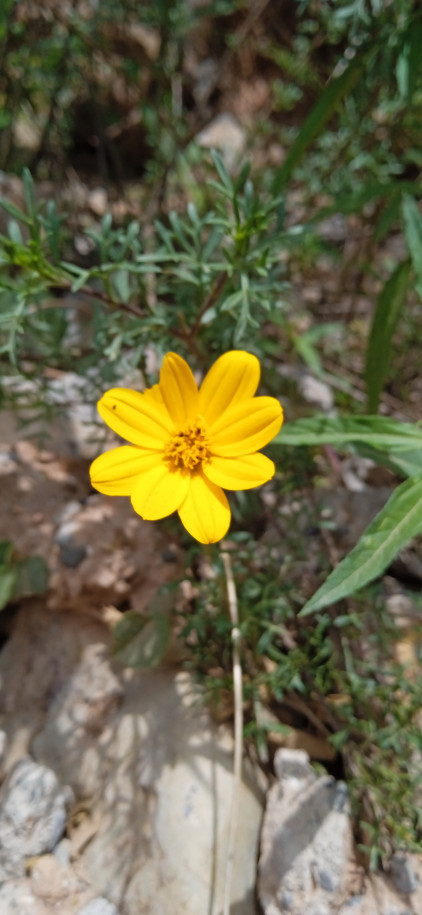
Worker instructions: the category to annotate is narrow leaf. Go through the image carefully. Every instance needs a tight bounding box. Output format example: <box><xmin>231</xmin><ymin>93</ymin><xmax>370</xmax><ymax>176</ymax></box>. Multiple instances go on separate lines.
<box><xmin>0</xmin><ymin>198</ymin><xmax>32</xmax><ymax>226</ymax></box>
<box><xmin>14</xmin><ymin>556</ymin><xmax>48</xmax><ymax>599</ymax></box>
<box><xmin>301</xmin><ymin>473</ymin><xmax>422</xmax><ymax>615</ymax></box>
<box><xmin>276</xmin><ymin>414</ymin><xmax>422</xmax><ymax>451</ymax></box>
<box><xmin>272</xmin><ymin>48</ymin><xmax>370</xmax><ymax>192</ymax></box>
<box><xmin>402</xmin><ymin>194</ymin><xmax>422</xmax><ymax>300</ymax></box>
<box><xmin>0</xmin><ymin>569</ymin><xmax>17</xmax><ymax>611</ymax></box>
<box><xmin>112</xmin><ymin>611</ymin><xmax>170</xmax><ymax>669</ymax></box>
<box><xmin>111</xmin><ymin>590</ymin><xmax>173</xmax><ymax>669</ymax></box>
<box><xmin>364</xmin><ymin>260</ymin><xmax>411</xmax><ymax>413</ymax></box>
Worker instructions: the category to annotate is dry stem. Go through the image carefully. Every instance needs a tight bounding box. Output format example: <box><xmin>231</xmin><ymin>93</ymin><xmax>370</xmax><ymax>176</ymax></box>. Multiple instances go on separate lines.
<box><xmin>221</xmin><ymin>549</ymin><xmax>243</xmax><ymax>915</ymax></box>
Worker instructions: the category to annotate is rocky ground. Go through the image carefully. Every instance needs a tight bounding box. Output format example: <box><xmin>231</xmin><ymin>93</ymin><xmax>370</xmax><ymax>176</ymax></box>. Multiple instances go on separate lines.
<box><xmin>0</xmin><ymin>400</ymin><xmax>421</xmax><ymax>915</ymax></box>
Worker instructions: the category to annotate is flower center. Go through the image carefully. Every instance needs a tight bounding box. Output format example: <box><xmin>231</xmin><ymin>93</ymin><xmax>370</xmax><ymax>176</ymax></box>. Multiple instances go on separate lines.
<box><xmin>164</xmin><ymin>417</ymin><xmax>210</xmax><ymax>472</ymax></box>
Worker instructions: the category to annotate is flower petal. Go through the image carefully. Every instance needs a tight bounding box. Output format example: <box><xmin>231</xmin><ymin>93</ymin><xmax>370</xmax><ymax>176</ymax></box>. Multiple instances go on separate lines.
<box><xmin>90</xmin><ymin>446</ymin><xmax>159</xmax><ymax>495</ymax></box>
<box><xmin>178</xmin><ymin>472</ymin><xmax>231</xmax><ymax>544</ymax></box>
<box><xmin>143</xmin><ymin>383</ymin><xmax>165</xmax><ymax>405</ymax></box>
<box><xmin>159</xmin><ymin>352</ymin><xmax>199</xmax><ymax>425</ymax></box>
<box><xmin>209</xmin><ymin>397</ymin><xmax>283</xmax><ymax>456</ymax></box>
<box><xmin>131</xmin><ymin>460</ymin><xmax>190</xmax><ymax>520</ymax></box>
<box><xmin>198</xmin><ymin>350</ymin><xmax>260</xmax><ymax>425</ymax></box>
<box><xmin>98</xmin><ymin>388</ymin><xmax>172</xmax><ymax>448</ymax></box>
<box><xmin>203</xmin><ymin>452</ymin><xmax>275</xmax><ymax>490</ymax></box>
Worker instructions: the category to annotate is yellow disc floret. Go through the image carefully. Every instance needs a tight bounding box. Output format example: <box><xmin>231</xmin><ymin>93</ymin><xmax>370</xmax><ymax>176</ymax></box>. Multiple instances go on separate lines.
<box><xmin>163</xmin><ymin>417</ymin><xmax>210</xmax><ymax>471</ymax></box>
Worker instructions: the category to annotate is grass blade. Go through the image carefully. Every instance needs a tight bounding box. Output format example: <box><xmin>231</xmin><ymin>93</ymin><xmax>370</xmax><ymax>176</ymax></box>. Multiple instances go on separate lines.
<box><xmin>364</xmin><ymin>260</ymin><xmax>411</xmax><ymax>413</ymax></box>
<box><xmin>272</xmin><ymin>48</ymin><xmax>371</xmax><ymax>193</ymax></box>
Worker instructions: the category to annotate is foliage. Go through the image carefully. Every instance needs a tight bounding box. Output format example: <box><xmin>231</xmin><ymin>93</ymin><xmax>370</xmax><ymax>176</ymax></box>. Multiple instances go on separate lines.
<box><xmin>0</xmin><ymin>0</ymin><xmax>422</xmax><ymax>870</ymax></box>
<box><xmin>0</xmin><ymin>540</ymin><xmax>48</xmax><ymax>610</ymax></box>
<box><xmin>180</xmin><ymin>540</ymin><xmax>422</xmax><ymax>866</ymax></box>
<box><xmin>0</xmin><ymin>158</ymin><xmax>294</xmax><ymax>391</ymax></box>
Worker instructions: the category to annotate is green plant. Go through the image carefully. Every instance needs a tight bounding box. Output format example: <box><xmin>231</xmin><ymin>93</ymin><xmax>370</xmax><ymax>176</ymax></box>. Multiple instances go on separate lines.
<box><xmin>0</xmin><ymin>540</ymin><xmax>48</xmax><ymax>610</ymax></box>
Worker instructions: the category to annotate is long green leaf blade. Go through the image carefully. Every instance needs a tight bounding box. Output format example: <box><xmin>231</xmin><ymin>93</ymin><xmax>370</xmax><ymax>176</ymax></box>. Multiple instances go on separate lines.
<box><xmin>364</xmin><ymin>260</ymin><xmax>411</xmax><ymax>413</ymax></box>
<box><xmin>276</xmin><ymin>414</ymin><xmax>422</xmax><ymax>450</ymax></box>
<box><xmin>402</xmin><ymin>194</ymin><xmax>422</xmax><ymax>300</ymax></box>
<box><xmin>272</xmin><ymin>48</ymin><xmax>370</xmax><ymax>193</ymax></box>
<box><xmin>301</xmin><ymin>473</ymin><xmax>422</xmax><ymax>615</ymax></box>
<box><xmin>277</xmin><ymin>414</ymin><xmax>422</xmax><ymax>477</ymax></box>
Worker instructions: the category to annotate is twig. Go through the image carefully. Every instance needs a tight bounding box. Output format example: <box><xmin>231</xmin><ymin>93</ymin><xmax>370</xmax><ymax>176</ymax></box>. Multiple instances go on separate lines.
<box><xmin>221</xmin><ymin>549</ymin><xmax>243</xmax><ymax>915</ymax></box>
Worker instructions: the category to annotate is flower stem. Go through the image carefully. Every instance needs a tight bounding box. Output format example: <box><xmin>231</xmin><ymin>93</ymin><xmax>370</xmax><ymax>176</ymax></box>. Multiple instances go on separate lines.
<box><xmin>221</xmin><ymin>549</ymin><xmax>243</xmax><ymax>915</ymax></box>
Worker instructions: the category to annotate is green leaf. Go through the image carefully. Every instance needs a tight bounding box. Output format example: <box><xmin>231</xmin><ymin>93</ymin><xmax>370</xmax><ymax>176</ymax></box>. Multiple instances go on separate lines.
<box><xmin>272</xmin><ymin>47</ymin><xmax>371</xmax><ymax>193</ymax></box>
<box><xmin>211</xmin><ymin>150</ymin><xmax>233</xmax><ymax>193</ymax></box>
<box><xmin>301</xmin><ymin>473</ymin><xmax>422</xmax><ymax>615</ymax></box>
<box><xmin>22</xmin><ymin>168</ymin><xmax>36</xmax><ymax>220</ymax></box>
<box><xmin>111</xmin><ymin>591</ymin><xmax>173</xmax><ymax>669</ymax></box>
<box><xmin>402</xmin><ymin>194</ymin><xmax>422</xmax><ymax>301</ymax></box>
<box><xmin>0</xmin><ymin>569</ymin><xmax>17</xmax><ymax>611</ymax></box>
<box><xmin>364</xmin><ymin>260</ymin><xmax>411</xmax><ymax>413</ymax></box>
<box><xmin>8</xmin><ymin>220</ymin><xmax>23</xmax><ymax>245</ymax></box>
<box><xmin>112</xmin><ymin>269</ymin><xmax>131</xmax><ymax>303</ymax></box>
<box><xmin>276</xmin><ymin>414</ymin><xmax>422</xmax><ymax>452</ymax></box>
<box><xmin>352</xmin><ymin>442</ymin><xmax>422</xmax><ymax>479</ymax></box>
<box><xmin>0</xmin><ymin>540</ymin><xmax>14</xmax><ymax>566</ymax></box>
<box><xmin>374</xmin><ymin>192</ymin><xmax>402</xmax><ymax>243</ymax></box>
<box><xmin>14</xmin><ymin>556</ymin><xmax>48</xmax><ymax>599</ymax></box>
<box><xmin>0</xmin><ymin>198</ymin><xmax>32</xmax><ymax>226</ymax></box>
<box><xmin>396</xmin><ymin>23</ymin><xmax>422</xmax><ymax>102</ymax></box>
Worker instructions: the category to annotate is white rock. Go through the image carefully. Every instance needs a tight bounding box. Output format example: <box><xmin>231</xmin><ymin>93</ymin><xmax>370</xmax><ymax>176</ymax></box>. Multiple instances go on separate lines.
<box><xmin>298</xmin><ymin>373</ymin><xmax>334</xmax><ymax>412</ymax></box>
<box><xmin>391</xmin><ymin>852</ymin><xmax>419</xmax><ymax>895</ymax></box>
<box><xmin>196</xmin><ymin>114</ymin><xmax>246</xmax><ymax>171</ymax></box>
<box><xmin>88</xmin><ymin>188</ymin><xmax>108</xmax><ymax>217</ymax></box>
<box><xmin>32</xmin><ymin>644</ymin><xmax>124</xmax><ymax>799</ymax></box>
<box><xmin>1</xmin><ymin>606</ymin><xmax>262</xmax><ymax>915</ymax></box>
<box><xmin>77</xmin><ymin>899</ymin><xmax>118</xmax><ymax>915</ymax></box>
<box><xmin>259</xmin><ymin>749</ymin><xmax>352</xmax><ymax>915</ymax></box>
<box><xmin>0</xmin><ymin>757</ymin><xmax>73</xmax><ymax>881</ymax></box>
<box><xmin>0</xmin><ymin>879</ymin><xmax>48</xmax><ymax>915</ymax></box>
<box><xmin>81</xmin><ymin>670</ymin><xmax>263</xmax><ymax>914</ymax></box>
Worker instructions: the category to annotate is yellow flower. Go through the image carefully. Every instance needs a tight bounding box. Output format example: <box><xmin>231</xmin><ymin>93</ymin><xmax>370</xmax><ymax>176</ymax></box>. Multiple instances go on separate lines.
<box><xmin>90</xmin><ymin>350</ymin><xmax>283</xmax><ymax>544</ymax></box>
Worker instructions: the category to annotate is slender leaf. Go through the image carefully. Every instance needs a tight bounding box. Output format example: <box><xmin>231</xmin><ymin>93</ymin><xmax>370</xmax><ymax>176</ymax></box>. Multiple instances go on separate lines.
<box><xmin>276</xmin><ymin>414</ymin><xmax>422</xmax><ymax>451</ymax></box>
<box><xmin>0</xmin><ymin>540</ymin><xmax>13</xmax><ymax>565</ymax></box>
<box><xmin>112</xmin><ymin>610</ymin><xmax>170</xmax><ymax>669</ymax></box>
<box><xmin>111</xmin><ymin>590</ymin><xmax>173</xmax><ymax>669</ymax></box>
<box><xmin>301</xmin><ymin>473</ymin><xmax>422</xmax><ymax>615</ymax></box>
<box><xmin>272</xmin><ymin>47</ymin><xmax>371</xmax><ymax>192</ymax></box>
<box><xmin>22</xmin><ymin>168</ymin><xmax>36</xmax><ymax>220</ymax></box>
<box><xmin>351</xmin><ymin>442</ymin><xmax>422</xmax><ymax>479</ymax></box>
<box><xmin>396</xmin><ymin>23</ymin><xmax>422</xmax><ymax>101</ymax></box>
<box><xmin>0</xmin><ymin>198</ymin><xmax>32</xmax><ymax>226</ymax></box>
<box><xmin>364</xmin><ymin>260</ymin><xmax>411</xmax><ymax>413</ymax></box>
<box><xmin>14</xmin><ymin>556</ymin><xmax>48</xmax><ymax>599</ymax></box>
<box><xmin>0</xmin><ymin>569</ymin><xmax>17</xmax><ymax>611</ymax></box>
<box><xmin>402</xmin><ymin>194</ymin><xmax>422</xmax><ymax>300</ymax></box>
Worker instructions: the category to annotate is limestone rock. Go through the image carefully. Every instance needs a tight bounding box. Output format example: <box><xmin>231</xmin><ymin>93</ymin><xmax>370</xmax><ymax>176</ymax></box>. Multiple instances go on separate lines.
<box><xmin>258</xmin><ymin>749</ymin><xmax>422</xmax><ymax>915</ymax></box>
<box><xmin>0</xmin><ymin>757</ymin><xmax>73</xmax><ymax>881</ymax></box>
<box><xmin>0</xmin><ymin>605</ymin><xmax>113</xmax><ymax>770</ymax></box>
<box><xmin>80</xmin><ymin>670</ymin><xmax>263</xmax><ymax>914</ymax></box>
<box><xmin>32</xmin><ymin>642</ymin><xmax>124</xmax><ymax>798</ymax></box>
<box><xmin>2</xmin><ymin>603</ymin><xmax>262</xmax><ymax>914</ymax></box>
<box><xmin>196</xmin><ymin>114</ymin><xmax>245</xmax><ymax>171</ymax></box>
<box><xmin>0</xmin><ymin>879</ymin><xmax>49</xmax><ymax>915</ymax></box>
<box><xmin>298</xmin><ymin>373</ymin><xmax>334</xmax><ymax>413</ymax></box>
<box><xmin>258</xmin><ymin>749</ymin><xmax>353</xmax><ymax>915</ymax></box>
<box><xmin>77</xmin><ymin>899</ymin><xmax>118</xmax><ymax>915</ymax></box>
<box><xmin>391</xmin><ymin>852</ymin><xmax>419</xmax><ymax>895</ymax></box>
